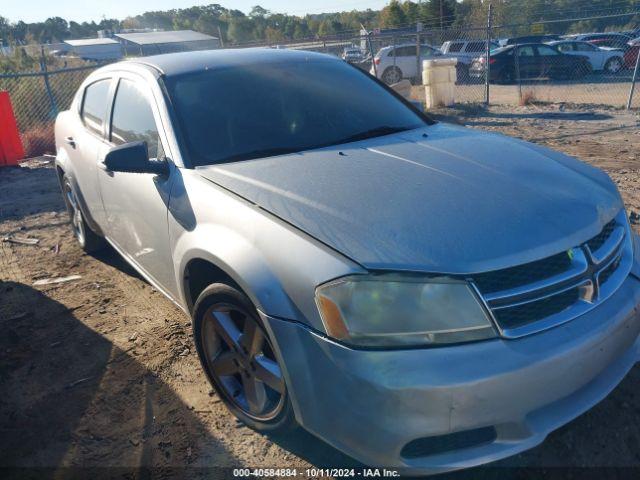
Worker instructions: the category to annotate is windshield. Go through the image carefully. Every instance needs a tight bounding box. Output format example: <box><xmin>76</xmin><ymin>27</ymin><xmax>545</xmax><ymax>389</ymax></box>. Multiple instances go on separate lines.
<box><xmin>165</xmin><ymin>59</ymin><xmax>428</xmax><ymax>166</ymax></box>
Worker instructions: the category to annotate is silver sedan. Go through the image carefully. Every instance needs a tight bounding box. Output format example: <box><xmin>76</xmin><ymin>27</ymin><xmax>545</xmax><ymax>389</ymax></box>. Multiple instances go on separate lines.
<box><xmin>54</xmin><ymin>48</ymin><xmax>640</xmax><ymax>474</ymax></box>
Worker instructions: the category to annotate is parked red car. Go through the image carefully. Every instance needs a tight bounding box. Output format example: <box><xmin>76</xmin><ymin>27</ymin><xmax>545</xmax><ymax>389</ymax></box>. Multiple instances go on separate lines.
<box><xmin>624</xmin><ymin>39</ymin><xmax>640</xmax><ymax>69</ymax></box>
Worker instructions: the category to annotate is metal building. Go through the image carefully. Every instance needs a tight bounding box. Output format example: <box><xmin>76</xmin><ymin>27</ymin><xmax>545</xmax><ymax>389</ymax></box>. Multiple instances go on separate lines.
<box><xmin>114</xmin><ymin>30</ymin><xmax>220</xmax><ymax>56</ymax></box>
<box><xmin>63</xmin><ymin>38</ymin><xmax>123</xmax><ymax>60</ymax></box>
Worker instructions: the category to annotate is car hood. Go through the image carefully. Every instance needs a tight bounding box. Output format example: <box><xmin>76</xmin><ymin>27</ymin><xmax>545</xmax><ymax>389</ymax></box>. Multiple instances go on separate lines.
<box><xmin>196</xmin><ymin>123</ymin><xmax>622</xmax><ymax>274</ymax></box>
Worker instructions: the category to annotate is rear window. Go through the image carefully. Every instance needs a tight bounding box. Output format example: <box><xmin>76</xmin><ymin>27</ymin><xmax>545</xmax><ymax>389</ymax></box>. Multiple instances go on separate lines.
<box><xmin>81</xmin><ymin>79</ymin><xmax>111</xmax><ymax>135</ymax></box>
<box><xmin>165</xmin><ymin>59</ymin><xmax>427</xmax><ymax>166</ymax></box>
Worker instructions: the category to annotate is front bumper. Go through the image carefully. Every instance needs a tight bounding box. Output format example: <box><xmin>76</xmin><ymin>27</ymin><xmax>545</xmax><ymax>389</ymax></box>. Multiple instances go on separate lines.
<box><xmin>263</xmin><ymin>274</ymin><xmax>640</xmax><ymax>474</ymax></box>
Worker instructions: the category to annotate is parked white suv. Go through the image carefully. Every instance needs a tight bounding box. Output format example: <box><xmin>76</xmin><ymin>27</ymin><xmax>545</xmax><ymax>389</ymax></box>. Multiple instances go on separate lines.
<box><xmin>371</xmin><ymin>43</ymin><xmax>441</xmax><ymax>84</ymax></box>
<box><xmin>439</xmin><ymin>40</ymin><xmax>498</xmax><ymax>65</ymax></box>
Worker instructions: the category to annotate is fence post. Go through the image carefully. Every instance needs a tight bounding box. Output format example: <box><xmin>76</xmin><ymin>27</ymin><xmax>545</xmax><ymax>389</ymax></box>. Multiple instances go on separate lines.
<box><xmin>39</xmin><ymin>46</ymin><xmax>58</xmax><ymax>119</ymax></box>
<box><xmin>361</xmin><ymin>24</ymin><xmax>377</xmax><ymax>78</ymax></box>
<box><xmin>393</xmin><ymin>35</ymin><xmax>396</xmax><ymax>68</ymax></box>
<box><xmin>627</xmin><ymin>46</ymin><xmax>640</xmax><ymax>110</ymax></box>
<box><xmin>217</xmin><ymin>25</ymin><xmax>225</xmax><ymax>48</ymax></box>
<box><xmin>416</xmin><ymin>29</ymin><xmax>421</xmax><ymax>84</ymax></box>
<box><xmin>485</xmin><ymin>3</ymin><xmax>492</xmax><ymax>106</ymax></box>
<box><xmin>515</xmin><ymin>44</ymin><xmax>522</xmax><ymax>104</ymax></box>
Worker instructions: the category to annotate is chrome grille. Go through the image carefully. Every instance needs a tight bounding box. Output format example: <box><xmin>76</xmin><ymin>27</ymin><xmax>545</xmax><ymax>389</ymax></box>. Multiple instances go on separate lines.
<box><xmin>472</xmin><ymin>211</ymin><xmax>632</xmax><ymax>338</ymax></box>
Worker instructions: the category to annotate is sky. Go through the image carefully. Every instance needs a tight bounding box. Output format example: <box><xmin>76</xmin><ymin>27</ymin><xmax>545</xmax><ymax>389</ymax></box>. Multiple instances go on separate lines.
<box><xmin>3</xmin><ymin>0</ymin><xmax>390</xmax><ymax>23</ymax></box>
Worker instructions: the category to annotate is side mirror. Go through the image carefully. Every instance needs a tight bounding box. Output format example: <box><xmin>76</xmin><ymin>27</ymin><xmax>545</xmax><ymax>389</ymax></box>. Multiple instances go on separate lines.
<box><xmin>103</xmin><ymin>141</ymin><xmax>168</xmax><ymax>176</ymax></box>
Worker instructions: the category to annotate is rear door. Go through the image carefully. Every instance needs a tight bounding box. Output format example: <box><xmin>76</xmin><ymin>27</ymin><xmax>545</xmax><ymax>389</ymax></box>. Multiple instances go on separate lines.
<box><xmin>392</xmin><ymin>46</ymin><xmax>418</xmax><ymax>78</ymax></box>
<box><xmin>535</xmin><ymin>44</ymin><xmax>563</xmax><ymax>77</ymax></box>
<box><xmin>97</xmin><ymin>73</ymin><xmax>176</xmax><ymax>294</ymax></box>
<box><xmin>574</xmin><ymin>41</ymin><xmax>602</xmax><ymax>69</ymax></box>
<box><xmin>515</xmin><ymin>45</ymin><xmax>539</xmax><ymax>78</ymax></box>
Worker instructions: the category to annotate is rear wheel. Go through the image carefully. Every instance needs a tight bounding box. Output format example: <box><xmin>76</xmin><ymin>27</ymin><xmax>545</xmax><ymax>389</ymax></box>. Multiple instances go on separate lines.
<box><xmin>381</xmin><ymin>66</ymin><xmax>402</xmax><ymax>85</ymax></box>
<box><xmin>62</xmin><ymin>175</ymin><xmax>105</xmax><ymax>253</ymax></box>
<box><xmin>193</xmin><ymin>283</ymin><xmax>296</xmax><ymax>432</ymax></box>
<box><xmin>604</xmin><ymin>57</ymin><xmax>623</xmax><ymax>74</ymax></box>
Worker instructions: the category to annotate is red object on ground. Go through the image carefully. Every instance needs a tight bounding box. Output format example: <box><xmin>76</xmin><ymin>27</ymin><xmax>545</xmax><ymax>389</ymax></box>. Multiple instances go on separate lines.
<box><xmin>0</xmin><ymin>91</ymin><xmax>25</xmax><ymax>166</ymax></box>
<box><xmin>624</xmin><ymin>44</ymin><xmax>640</xmax><ymax>70</ymax></box>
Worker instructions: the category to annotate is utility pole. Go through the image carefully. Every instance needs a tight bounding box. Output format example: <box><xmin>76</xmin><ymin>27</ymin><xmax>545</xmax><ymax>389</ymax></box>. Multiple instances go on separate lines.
<box><xmin>217</xmin><ymin>25</ymin><xmax>225</xmax><ymax>48</ymax></box>
<box><xmin>440</xmin><ymin>0</ymin><xmax>444</xmax><ymax>30</ymax></box>
<box><xmin>361</xmin><ymin>23</ymin><xmax>377</xmax><ymax>78</ymax></box>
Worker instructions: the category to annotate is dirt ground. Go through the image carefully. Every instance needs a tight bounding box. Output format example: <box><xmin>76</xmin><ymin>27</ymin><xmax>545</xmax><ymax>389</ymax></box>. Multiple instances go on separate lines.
<box><xmin>1</xmin><ymin>104</ymin><xmax>640</xmax><ymax>478</ymax></box>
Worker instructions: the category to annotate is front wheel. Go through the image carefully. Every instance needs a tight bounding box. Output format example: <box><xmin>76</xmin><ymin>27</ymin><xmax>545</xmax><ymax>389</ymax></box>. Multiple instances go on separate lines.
<box><xmin>193</xmin><ymin>283</ymin><xmax>297</xmax><ymax>432</ymax></box>
<box><xmin>604</xmin><ymin>57</ymin><xmax>623</xmax><ymax>74</ymax></box>
<box><xmin>62</xmin><ymin>175</ymin><xmax>105</xmax><ymax>253</ymax></box>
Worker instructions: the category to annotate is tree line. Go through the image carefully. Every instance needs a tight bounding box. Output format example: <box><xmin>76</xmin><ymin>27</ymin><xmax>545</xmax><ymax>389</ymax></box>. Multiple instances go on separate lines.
<box><xmin>1</xmin><ymin>1</ymin><xmax>638</xmax><ymax>47</ymax></box>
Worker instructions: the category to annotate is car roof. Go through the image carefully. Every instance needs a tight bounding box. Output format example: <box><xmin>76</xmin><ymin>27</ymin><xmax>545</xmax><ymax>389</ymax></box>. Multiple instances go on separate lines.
<box><xmin>106</xmin><ymin>48</ymin><xmax>337</xmax><ymax>77</ymax></box>
<box><xmin>380</xmin><ymin>42</ymin><xmax>434</xmax><ymax>50</ymax></box>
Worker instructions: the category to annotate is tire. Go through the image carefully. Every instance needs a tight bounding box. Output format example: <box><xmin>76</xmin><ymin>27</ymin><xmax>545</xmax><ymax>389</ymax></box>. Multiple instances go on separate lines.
<box><xmin>381</xmin><ymin>66</ymin><xmax>402</xmax><ymax>85</ymax></box>
<box><xmin>62</xmin><ymin>175</ymin><xmax>105</xmax><ymax>253</ymax></box>
<box><xmin>497</xmin><ymin>67</ymin><xmax>514</xmax><ymax>84</ymax></box>
<box><xmin>569</xmin><ymin>62</ymin><xmax>590</xmax><ymax>80</ymax></box>
<box><xmin>193</xmin><ymin>283</ymin><xmax>297</xmax><ymax>433</ymax></box>
<box><xmin>604</xmin><ymin>57</ymin><xmax>623</xmax><ymax>74</ymax></box>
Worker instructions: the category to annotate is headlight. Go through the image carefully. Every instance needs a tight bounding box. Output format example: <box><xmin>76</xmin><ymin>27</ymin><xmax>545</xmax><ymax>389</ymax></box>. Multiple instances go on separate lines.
<box><xmin>315</xmin><ymin>275</ymin><xmax>497</xmax><ymax>347</ymax></box>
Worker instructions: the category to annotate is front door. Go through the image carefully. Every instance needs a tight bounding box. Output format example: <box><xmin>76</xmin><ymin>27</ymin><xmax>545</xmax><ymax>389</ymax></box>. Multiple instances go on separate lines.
<box><xmin>97</xmin><ymin>74</ymin><xmax>177</xmax><ymax>296</ymax></box>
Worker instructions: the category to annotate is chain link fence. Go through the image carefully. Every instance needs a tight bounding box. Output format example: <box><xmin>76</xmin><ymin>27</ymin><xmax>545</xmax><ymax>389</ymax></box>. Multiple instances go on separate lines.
<box><xmin>0</xmin><ymin>56</ymin><xmax>102</xmax><ymax>157</ymax></box>
<box><xmin>1</xmin><ymin>9</ymin><xmax>639</xmax><ymax>160</ymax></box>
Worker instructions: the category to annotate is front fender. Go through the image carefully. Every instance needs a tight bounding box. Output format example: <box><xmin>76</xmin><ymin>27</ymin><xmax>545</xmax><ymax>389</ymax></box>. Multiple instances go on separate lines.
<box><xmin>169</xmin><ymin>170</ymin><xmax>364</xmax><ymax>330</ymax></box>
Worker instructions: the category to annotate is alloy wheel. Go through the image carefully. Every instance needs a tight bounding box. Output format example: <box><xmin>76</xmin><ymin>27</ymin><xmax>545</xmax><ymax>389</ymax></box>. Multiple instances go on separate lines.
<box><xmin>606</xmin><ymin>58</ymin><xmax>622</xmax><ymax>74</ymax></box>
<box><xmin>383</xmin><ymin>67</ymin><xmax>402</xmax><ymax>85</ymax></box>
<box><xmin>201</xmin><ymin>303</ymin><xmax>286</xmax><ymax>420</ymax></box>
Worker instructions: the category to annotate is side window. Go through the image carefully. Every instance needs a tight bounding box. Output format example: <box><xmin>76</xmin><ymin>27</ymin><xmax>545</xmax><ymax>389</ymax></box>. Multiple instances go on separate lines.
<box><xmin>110</xmin><ymin>79</ymin><xmax>163</xmax><ymax>160</ymax></box>
<box><xmin>536</xmin><ymin>45</ymin><xmax>560</xmax><ymax>56</ymax></box>
<box><xmin>466</xmin><ymin>42</ymin><xmax>485</xmax><ymax>53</ymax></box>
<box><xmin>419</xmin><ymin>45</ymin><xmax>436</xmax><ymax>56</ymax></box>
<box><xmin>395</xmin><ymin>46</ymin><xmax>416</xmax><ymax>57</ymax></box>
<box><xmin>556</xmin><ymin>43</ymin><xmax>573</xmax><ymax>53</ymax></box>
<box><xmin>448</xmin><ymin>42</ymin><xmax>464</xmax><ymax>53</ymax></box>
<box><xmin>518</xmin><ymin>46</ymin><xmax>535</xmax><ymax>57</ymax></box>
<box><xmin>576</xmin><ymin>42</ymin><xmax>596</xmax><ymax>51</ymax></box>
<box><xmin>81</xmin><ymin>79</ymin><xmax>111</xmax><ymax>136</ymax></box>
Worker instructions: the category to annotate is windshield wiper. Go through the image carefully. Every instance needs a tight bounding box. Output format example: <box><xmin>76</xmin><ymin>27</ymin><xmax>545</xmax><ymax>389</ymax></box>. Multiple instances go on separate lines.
<box><xmin>212</xmin><ymin>126</ymin><xmax>415</xmax><ymax>164</ymax></box>
<box><xmin>331</xmin><ymin>125</ymin><xmax>413</xmax><ymax>146</ymax></box>
<box><xmin>218</xmin><ymin>147</ymin><xmax>303</xmax><ymax>163</ymax></box>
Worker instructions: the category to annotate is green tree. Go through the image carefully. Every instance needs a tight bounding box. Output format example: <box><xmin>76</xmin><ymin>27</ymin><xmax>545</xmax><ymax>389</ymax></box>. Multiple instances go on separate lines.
<box><xmin>380</xmin><ymin>0</ymin><xmax>407</xmax><ymax>28</ymax></box>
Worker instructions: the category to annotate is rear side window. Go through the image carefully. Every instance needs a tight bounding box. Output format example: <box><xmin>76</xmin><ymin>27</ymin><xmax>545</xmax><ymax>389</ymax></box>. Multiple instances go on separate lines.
<box><xmin>81</xmin><ymin>79</ymin><xmax>111</xmax><ymax>135</ymax></box>
<box><xmin>110</xmin><ymin>79</ymin><xmax>162</xmax><ymax>159</ymax></box>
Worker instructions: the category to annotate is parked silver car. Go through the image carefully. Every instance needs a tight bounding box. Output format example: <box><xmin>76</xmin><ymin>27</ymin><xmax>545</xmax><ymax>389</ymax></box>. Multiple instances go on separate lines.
<box><xmin>55</xmin><ymin>48</ymin><xmax>640</xmax><ymax>474</ymax></box>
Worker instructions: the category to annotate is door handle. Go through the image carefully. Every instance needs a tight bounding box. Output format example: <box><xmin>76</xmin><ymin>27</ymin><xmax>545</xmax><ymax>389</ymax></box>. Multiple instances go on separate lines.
<box><xmin>65</xmin><ymin>136</ymin><xmax>76</xmax><ymax>148</ymax></box>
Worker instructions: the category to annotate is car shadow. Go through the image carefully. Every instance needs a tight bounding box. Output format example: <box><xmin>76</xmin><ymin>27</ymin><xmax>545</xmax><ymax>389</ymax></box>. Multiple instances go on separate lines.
<box><xmin>0</xmin><ymin>281</ymin><xmax>240</xmax><ymax>478</ymax></box>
